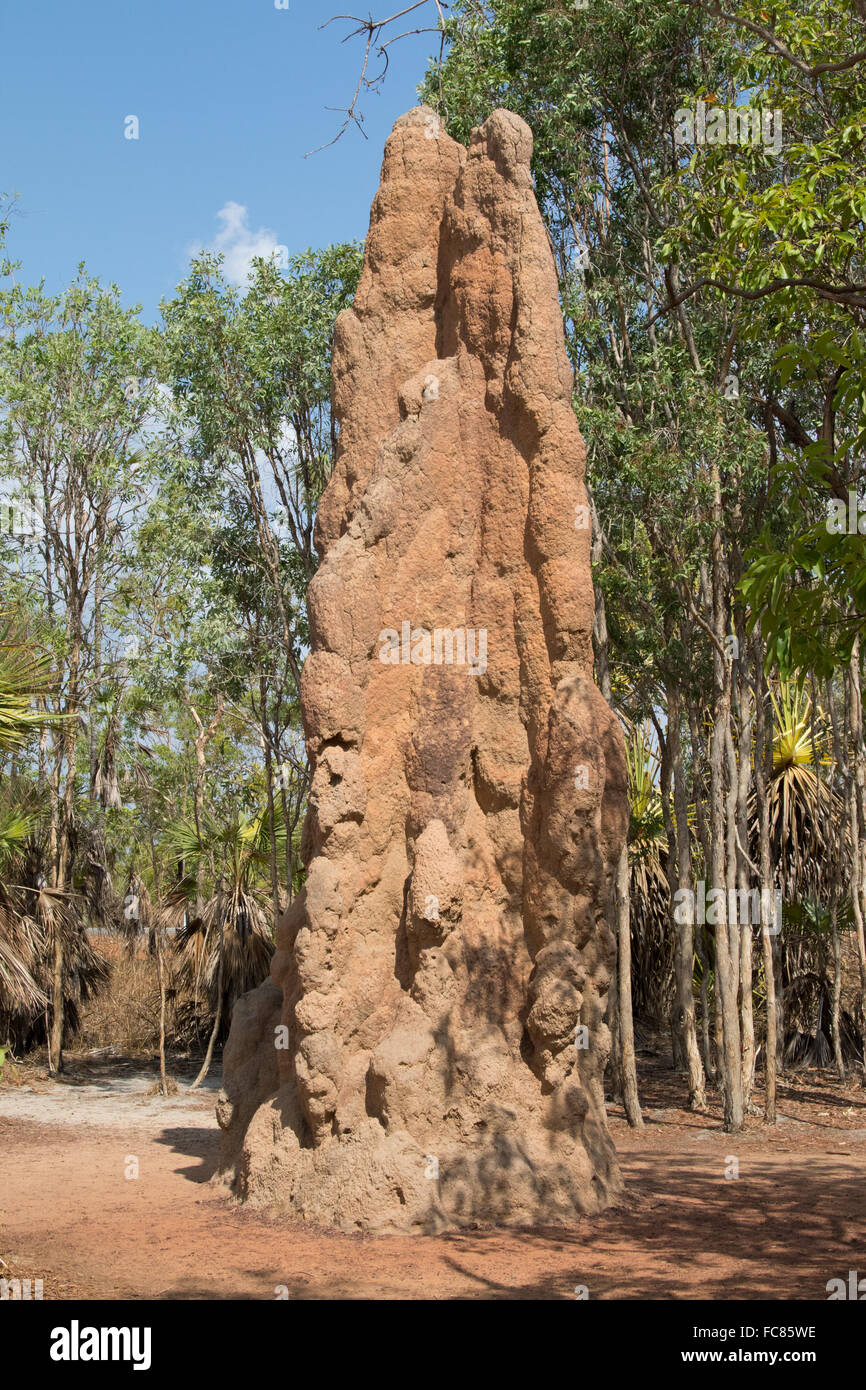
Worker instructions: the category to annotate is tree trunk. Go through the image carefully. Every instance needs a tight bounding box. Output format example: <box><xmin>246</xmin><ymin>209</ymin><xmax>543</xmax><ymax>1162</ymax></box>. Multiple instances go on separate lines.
<box><xmin>155</xmin><ymin>929</ymin><xmax>168</xmax><ymax>1096</ymax></box>
<box><xmin>826</xmin><ymin>676</ymin><xmax>847</xmax><ymax>1080</ymax></box>
<box><xmin>696</xmin><ymin>922</ymin><xmax>714</xmax><ymax>1082</ymax></box>
<box><xmin>666</xmin><ymin>685</ymin><xmax>706</xmax><ymax>1109</ymax></box>
<box><xmin>687</xmin><ymin>701</ymin><xmax>715</xmax><ymax>1082</ymax></box>
<box><xmin>829</xmin><ymin>902</ymin><xmax>845</xmax><ymax>1079</ymax></box>
<box><xmin>188</xmin><ymin>697</ymin><xmax>224</xmax><ymax>918</ymax></box>
<box><xmin>261</xmin><ymin>709</ymin><xmax>280</xmax><ymax>926</ymax></box>
<box><xmin>615</xmin><ymin>843</ymin><xmax>643</xmax><ymax>1128</ymax></box>
<box><xmin>607</xmin><ymin>945</ymin><xmax>624</xmax><ymax>1104</ymax></box>
<box><xmin>589</xmin><ymin>502</ymin><xmax>641</xmax><ymax>1125</ymax></box>
<box><xmin>190</xmin><ymin>911</ymin><xmax>225</xmax><ymax>1091</ymax></box>
<box><xmin>846</xmin><ymin>642</ymin><xmax>866</xmax><ymax>1072</ymax></box>
<box><xmin>735</xmin><ymin>657</ymin><xmax>756</xmax><ymax>1105</ymax></box>
<box><xmin>709</xmin><ymin>472</ymin><xmax>743</xmax><ymax>1131</ymax></box>
<box><xmin>50</xmin><ymin>625</ymin><xmax>81</xmax><ymax>1073</ymax></box>
<box><xmin>49</xmin><ymin>932</ymin><xmax>64</xmax><ymax>1075</ymax></box>
<box><xmin>753</xmin><ymin>647</ymin><xmax>777</xmax><ymax>1124</ymax></box>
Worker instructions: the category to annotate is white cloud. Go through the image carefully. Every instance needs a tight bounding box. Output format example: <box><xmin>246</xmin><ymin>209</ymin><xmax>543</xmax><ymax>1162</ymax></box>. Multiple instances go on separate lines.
<box><xmin>192</xmin><ymin>201</ymin><xmax>286</xmax><ymax>286</ymax></box>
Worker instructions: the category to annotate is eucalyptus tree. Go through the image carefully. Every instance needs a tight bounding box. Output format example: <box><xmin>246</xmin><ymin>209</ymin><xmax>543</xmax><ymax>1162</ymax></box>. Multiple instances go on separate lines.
<box><xmin>666</xmin><ymin>0</ymin><xmax>866</xmax><ymax>1070</ymax></box>
<box><xmin>160</xmin><ymin>243</ymin><xmax>362</xmax><ymax>919</ymax></box>
<box><xmin>0</xmin><ymin>266</ymin><xmax>162</xmax><ymax>1066</ymax></box>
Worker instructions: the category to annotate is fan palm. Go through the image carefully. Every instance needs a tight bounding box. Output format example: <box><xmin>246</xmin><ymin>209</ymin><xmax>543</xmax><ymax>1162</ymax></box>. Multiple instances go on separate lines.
<box><xmin>161</xmin><ymin>806</ymin><xmax>279</xmax><ymax>1085</ymax></box>
<box><xmin>0</xmin><ymin>613</ymin><xmax>99</xmax><ymax>1051</ymax></box>
<box><xmin>0</xmin><ymin>838</ymin><xmax>45</xmax><ymax>1020</ymax></box>
<box><xmin>0</xmin><ymin>611</ymin><xmax>54</xmax><ymax>1026</ymax></box>
<box><xmin>172</xmin><ymin>887</ymin><xmax>273</xmax><ymax>1021</ymax></box>
<box><xmin>0</xmin><ymin>610</ymin><xmax>58</xmax><ymax>753</ymax></box>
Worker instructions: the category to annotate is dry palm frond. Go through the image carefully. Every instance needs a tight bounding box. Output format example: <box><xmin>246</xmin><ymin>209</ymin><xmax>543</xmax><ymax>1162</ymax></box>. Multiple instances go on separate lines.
<box><xmin>630</xmin><ymin>855</ymin><xmax>676</xmax><ymax>1020</ymax></box>
<box><xmin>92</xmin><ymin>710</ymin><xmax>123</xmax><ymax>810</ymax></box>
<box><xmin>0</xmin><ymin>619</ymin><xmax>75</xmax><ymax>1032</ymax></box>
<box><xmin>1</xmin><ymin>874</ymin><xmax>109</xmax><ymax>1050</ymax></box>
<box><xmin>0</xmin><ymin>785</ymin><xmax>47</xmax><ymax>1018</ymax></box>
<box><xmin>33</xmin><ymin>881</ymin><xmax>109</xmax><ymax>994</ymax></box>
<box><xmin>773</xmin><ymin>897</ymin><xmax>863</xmax><ymax>1062</ymax></box>
<box><xmin>158</xmin><ymin>803</ymin><xmax>280</xmax><ymax>1048</ymax></box>
<box><xmin>173</xmin><ymin>887</ymin><xmax>273</xmax><ymax>1000</ymax></box>
<box><xmin>0</xmin><ymin>889</ymin><xmax>45</xmax><ymax>1013</ymax></box>
<box><xmin>78</xmin><ymin>825</ymin><xmax>116</xmax><ymax>930</ymax></box>
<box><xmin>171</xmin><ymin>886</ymin><xmax>273</xmax><ymax>1041</ymax></box>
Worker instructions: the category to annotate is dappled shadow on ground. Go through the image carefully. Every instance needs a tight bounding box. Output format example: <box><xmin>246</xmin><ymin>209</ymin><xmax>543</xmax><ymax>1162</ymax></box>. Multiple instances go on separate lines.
<box><xmin>776</xmin><ymin>1083</ymin><xmax>866</xmax><ymax>1113</ymax></box>
<box><xmin>5</xmin><ymin>1050</ymin><xmax>864</xmax><ymax>1300</ymax></box>
<box><xmin>616</xmin><ymin>1050</ymin><xmax>865</xmax><ymax>1117</ymax></box>
<box><xmin>146</xmin><ymin>1141</ymin><xmax>865</xmax><ymax>1300</ymax></box>
<box><xmin>153</xmin><ymin>1057</ymin><xmax>866</xmax><ymax>1299</ymax></box>
<box><xmin>421</xmin><ymin>1153</ymin><xmax>865</xmax><ymax>1300</ymax></box>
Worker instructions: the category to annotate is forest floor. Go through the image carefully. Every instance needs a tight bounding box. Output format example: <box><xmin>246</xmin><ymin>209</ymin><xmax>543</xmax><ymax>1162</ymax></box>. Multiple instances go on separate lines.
<box><xmin>1</xmin><ymin>1050</ymin><xmax>864</xmax><ymax>1300</ymax></box>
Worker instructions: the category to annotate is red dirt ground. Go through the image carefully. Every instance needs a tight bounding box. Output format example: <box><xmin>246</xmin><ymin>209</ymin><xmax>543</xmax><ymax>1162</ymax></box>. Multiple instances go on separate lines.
<box><xmin>2</xmin><ymin>1055</ymin><xmax>864</xmax><ymax>1300</ymax></box>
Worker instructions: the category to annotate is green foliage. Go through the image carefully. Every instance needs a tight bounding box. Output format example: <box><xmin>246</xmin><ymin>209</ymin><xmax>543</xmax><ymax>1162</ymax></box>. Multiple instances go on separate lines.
<box><xmin>0</xmin><ymin>223</ymin><xmax>360</xmax><ymax>1048</ymax></box>
<box><xmin>0</xmin><ymin>610</ymin><xmax>61</xmax><ymax>753</ymax></box>
<box><xmin>654</xmin><ymin>1</ymin><xmax>866</xmax><ymax>677</ymax></box>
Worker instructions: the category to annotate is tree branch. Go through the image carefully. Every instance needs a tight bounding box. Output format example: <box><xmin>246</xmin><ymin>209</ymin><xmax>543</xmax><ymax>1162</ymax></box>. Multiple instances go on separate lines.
<box><xmin>705</xmin><ymin>3</ymin><xmax>866</xmax><ymax>77</ymax></box>
<box><xmin>646</xmin><ymin>275</ymin><xmax>866</xmax><ymax>329</ymax></box>
<box><xmin>309</xmin><ymin>3</ymin><xmax>447</xmax><ymax>155</ymax></box>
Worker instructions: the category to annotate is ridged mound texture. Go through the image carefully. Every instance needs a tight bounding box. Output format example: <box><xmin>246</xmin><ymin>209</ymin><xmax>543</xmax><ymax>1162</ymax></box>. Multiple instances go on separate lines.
<box><xmin>217</xmin><ymin>106</ymin><xmax>628</xmax><ymax>1232</ymax></box>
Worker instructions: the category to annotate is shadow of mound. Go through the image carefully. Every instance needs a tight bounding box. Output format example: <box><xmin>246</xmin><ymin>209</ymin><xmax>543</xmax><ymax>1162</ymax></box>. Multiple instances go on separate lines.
<box><xmin>153</xmin><ymin>1124</ymin><xmax>221</xmax><ymax>1183</ymax></box>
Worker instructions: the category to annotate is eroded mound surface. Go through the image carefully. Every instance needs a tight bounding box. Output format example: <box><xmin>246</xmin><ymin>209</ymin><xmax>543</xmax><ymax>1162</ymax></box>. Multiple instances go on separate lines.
<box><xmin>217</xmin><ymin>106</ymin><xmax>627</xmax><ymax>1232</ymax></box>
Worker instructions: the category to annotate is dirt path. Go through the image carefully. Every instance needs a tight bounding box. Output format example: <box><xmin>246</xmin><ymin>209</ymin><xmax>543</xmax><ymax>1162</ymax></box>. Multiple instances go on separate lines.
<box><xmin>2</xmin><ymin>1057</ymin><xmax>864</xmax><ymax>1300</ymax></box>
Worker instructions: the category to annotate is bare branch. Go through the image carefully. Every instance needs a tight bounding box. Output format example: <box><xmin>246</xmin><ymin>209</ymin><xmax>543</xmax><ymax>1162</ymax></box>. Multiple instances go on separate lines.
<box><xmin>308</xmin><ymin>3</ymin><xmax>448</xmax><ymax>156</ymax></box>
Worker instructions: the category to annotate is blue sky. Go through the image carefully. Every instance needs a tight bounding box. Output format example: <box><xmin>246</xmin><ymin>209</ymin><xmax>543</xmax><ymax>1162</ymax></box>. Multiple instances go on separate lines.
<box><xmin>3</xmin><ymin>0</ymin><xmax>440</xmax><ymax>319</ymax></box>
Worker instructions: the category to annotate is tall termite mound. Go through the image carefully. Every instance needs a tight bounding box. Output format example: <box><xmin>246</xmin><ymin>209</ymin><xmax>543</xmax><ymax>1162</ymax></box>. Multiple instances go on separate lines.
<box><xmin>217</xmin><ymin>106</ymin><xmax>628</xmax><ymax>1232</ymax></box>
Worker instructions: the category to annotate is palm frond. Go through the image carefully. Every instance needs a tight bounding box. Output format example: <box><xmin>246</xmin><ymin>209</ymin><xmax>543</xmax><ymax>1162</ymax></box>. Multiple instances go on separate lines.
<box><xmin>0</xmin><ymin>609</ymin><xmax>63</xmax><ymax>753</ymax></box>
<box><xmin>170</xmin><ymin>885</ymin><xmax>273</xmax><ymax>1041</ymax></box>
<box><xmin>749</xmin><ymin>680</ymin><xmax>846</xmax><ymax>901</ymax></box>
<box><xmin>0</xmin><ymin>889</ymin><xmax>45</xmax><ymax>1013</ymax></box>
